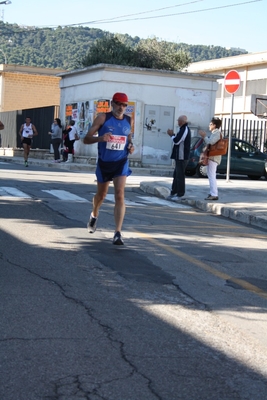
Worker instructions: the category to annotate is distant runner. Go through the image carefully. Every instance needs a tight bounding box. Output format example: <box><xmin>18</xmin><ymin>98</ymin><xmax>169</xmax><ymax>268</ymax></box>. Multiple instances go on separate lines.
<box><xmin>18</xmin><ymin>117</ymin><xmax>38</xmax><ymax>167</ymax></box>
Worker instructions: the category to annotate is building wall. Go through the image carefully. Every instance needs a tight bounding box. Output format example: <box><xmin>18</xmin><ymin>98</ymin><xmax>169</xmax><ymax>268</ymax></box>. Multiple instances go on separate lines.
<box><xmin>0</xmin><ymin>64</ymin><xmax>65</xmax><ymax>113</ymax></box>
<box><xmin>186</xmin><ymin>51</ymin><xmax>267</xmax><ymax>120</ymax></box>
<box><xmin>2</xmin><ymin>73</ymin><xmax>61</xmax><ymax>112</ymax></box>
<box><xmin>58</xmin><ymin>64</ymin><xmax>219</xmax><ymax>163</ymax></box>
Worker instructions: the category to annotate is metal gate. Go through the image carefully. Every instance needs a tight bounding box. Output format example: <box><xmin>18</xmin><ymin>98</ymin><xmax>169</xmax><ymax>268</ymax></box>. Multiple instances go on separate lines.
<box><xmin>142</xmin><ymin>105</ymin><xmax>174</xmax><ymax>166</ymax></box>
<box><xmin>222</xmin><ymin>118</ymin><xmax>267</xmax><ymax>152</ymax></box>
<box><xmin>0</xmin><ymin>106</ymin><xmax>58</xmax><ymax>149</ymax></box>
<box><xmin>16</xmin><ymin>106</ymin><xmax>58</xmax><ymax>149</ymax></box>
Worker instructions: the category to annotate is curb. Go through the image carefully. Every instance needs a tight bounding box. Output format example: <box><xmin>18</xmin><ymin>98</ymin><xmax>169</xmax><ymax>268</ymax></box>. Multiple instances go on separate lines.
<box><xmin>140</xmin><ymin>183</ymin><xmax>267</xmax><ymax>231</ymax></box>
<box><xmin>0</xmin><ymin>156</ymin><xmax>174</xmax><ymax>177</ymax></box>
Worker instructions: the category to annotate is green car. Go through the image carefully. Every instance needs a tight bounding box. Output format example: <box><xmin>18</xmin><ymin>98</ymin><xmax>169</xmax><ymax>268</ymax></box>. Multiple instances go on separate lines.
<box><xmin>186</xmin><ymin>137</ymin><xmax>267</xmax><ymax>179</ymax></box>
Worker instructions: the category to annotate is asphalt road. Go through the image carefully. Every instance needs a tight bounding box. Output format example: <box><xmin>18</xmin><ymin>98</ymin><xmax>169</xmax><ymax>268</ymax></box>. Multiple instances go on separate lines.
<box><xmin>1</xmin><ymin>162</ymin><xmax>267</xmax><ymax>400</ymax></box>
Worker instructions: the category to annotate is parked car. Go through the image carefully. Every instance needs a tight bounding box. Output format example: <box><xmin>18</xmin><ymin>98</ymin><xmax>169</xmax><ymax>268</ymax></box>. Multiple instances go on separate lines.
<box><xmin>186</xmin><ymin>137</ymin><xmax>267</xmax><ymax>179</ymax></box>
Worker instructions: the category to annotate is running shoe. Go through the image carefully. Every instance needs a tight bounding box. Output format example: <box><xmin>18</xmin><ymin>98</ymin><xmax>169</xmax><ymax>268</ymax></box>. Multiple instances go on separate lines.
<box><xmin>87</xmin><ymin>214</ymin><xmax>97</xmax><ymax>233</ymax></box>
<box><xmin>113</xmin><ymin>231</ymin><xmax>124</xmax><ymax>245</ymax></box>
<box><xmin>25</xmin><ymin>160</ymin><xmax>28</xmax><ymax>167</ymax></box>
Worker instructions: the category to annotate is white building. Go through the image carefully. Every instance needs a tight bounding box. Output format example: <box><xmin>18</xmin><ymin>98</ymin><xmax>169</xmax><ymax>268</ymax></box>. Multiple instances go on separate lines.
<box><xmin>186</xmin><ymin>51</ymin><xmax>267</xmax><ymax>150</ymax></box>
<box><xmin>58</xmin><ymin>64</ymin><xmax>220</xmax><ymax>167</ymax></box>
<box><xmin>186</xmin><ymin>51</ymin><xmax>267</xmax><ymax>119</ymax></box>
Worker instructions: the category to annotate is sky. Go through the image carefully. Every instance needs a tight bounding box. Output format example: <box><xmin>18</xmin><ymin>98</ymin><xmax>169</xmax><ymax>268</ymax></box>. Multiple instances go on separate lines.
<box><xmin>1</xmin><ymin>0</ymin><xmax>266</xmax><ymax>53</ymax></box>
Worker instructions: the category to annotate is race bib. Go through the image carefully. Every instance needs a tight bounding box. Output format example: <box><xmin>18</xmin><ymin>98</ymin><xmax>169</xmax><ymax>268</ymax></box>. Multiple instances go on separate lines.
<box><xmin>106</xmin><ymin>135</ymin><xmax>126</xmax><ymax>150</ymax></box>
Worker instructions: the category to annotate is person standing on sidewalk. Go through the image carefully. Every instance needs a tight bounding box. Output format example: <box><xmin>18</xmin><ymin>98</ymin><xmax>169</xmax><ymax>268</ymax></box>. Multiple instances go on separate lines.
<box><xmin>199</xmin><ymin>117</ymin><xmax>222</xmax><ymax>201</ymax></box>
<box><xmin>18</xmin><ymin>117</ymin><xmax>38</xmax><ymax>167</ymax></box>
<box><xmin>83</xmin><ymin>92</ymin><xmax>134</xmax><ymax>245</ymax></box>
<box><xmin>167</xmin><ymin>115</ymin><xmax>191</xmax><ymax>201</ymax></box>
<box><xmin>48</xmin><ymin>118</ymin><xmax>63</xmax><ymax>163</ymax></box>
<box><xmin>66</xmin><ymin>120</ymin><xmax>79</xmax><ymax>163</ymax></box>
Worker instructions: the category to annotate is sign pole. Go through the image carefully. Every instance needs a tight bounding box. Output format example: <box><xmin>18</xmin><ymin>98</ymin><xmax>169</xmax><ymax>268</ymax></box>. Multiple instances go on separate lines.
<box><xmin>224</xmin><ymin>70</ymin><xmax>241</xmax><ymax>182</ymax></box>
<box><xmin>226</xmin><ymin>93</ymin><xmax>234</xmax><ymax>182</ymax></box>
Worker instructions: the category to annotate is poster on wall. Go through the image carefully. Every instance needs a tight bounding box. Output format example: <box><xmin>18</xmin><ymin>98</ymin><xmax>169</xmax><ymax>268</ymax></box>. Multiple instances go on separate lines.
<box><xmin>93</xmin><ymin>99</ymin><xmax>111</xmax><ymax>118</ymax></box>
<box><xmin>125</xmin><ymin>101</ymin><xmax>135</xmax><ymax>137</ymax></box>
<box><xmin>65</xmin><ymin>99</ymin><xmax>136</xmax><ymax>138</ymax></box>
<box><xmin>65</xmin><ymin>101</ymin><xmax>94</xmax><ymax>139</ymax></box>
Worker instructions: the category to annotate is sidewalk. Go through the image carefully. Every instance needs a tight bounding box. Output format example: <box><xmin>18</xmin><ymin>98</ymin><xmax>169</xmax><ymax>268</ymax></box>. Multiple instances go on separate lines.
<box><xmin>140</xmin><ymin>177</ymin><xmax>267</xmax><ymax>231</ymax></box>
<box><xmin>0</xmin><ymin>155</ymin><xmax>173</xmax><ymax>176</ymax></box>
<box><xmin>1</xmin><ymin>155</ymin><xmax>267</xmax><ymax>230</ymax></box>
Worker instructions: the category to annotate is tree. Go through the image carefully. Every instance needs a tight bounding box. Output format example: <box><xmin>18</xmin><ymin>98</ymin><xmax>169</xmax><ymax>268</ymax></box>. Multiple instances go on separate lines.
<box><xmin>134</xmin><ymin>38</ymin><xmax>191</xmax><ymax>70</ymax></box>
<box><xmin>82</xmin><ymin>36</ymin><xmax>135</xmax><ymax>68</ymax></box>
<box><xmin>82</xmin><ymin>36</ymin><xmax>191</xmax><ymax>71</ymax></box>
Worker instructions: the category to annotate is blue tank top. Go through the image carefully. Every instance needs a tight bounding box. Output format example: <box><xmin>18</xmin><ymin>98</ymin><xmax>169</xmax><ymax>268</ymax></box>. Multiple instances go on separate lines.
<box><xmin>98</xmin><ymin>112</ymin><xmax>131</xmax><ymax>162</ymax></box>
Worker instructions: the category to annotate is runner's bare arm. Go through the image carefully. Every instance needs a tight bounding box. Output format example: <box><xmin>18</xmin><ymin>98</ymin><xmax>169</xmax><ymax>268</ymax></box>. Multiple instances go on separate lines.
<box><xmin>83</xmin><ymin>113</ymin><xmax>111</xmax><ymax>144</ymax></box>
<box><xmin>32</xmin><ymin>125</ymin><xmax>38</xmax><ymax>136</ymax></box>
<box><xmin>127</xmin><ymin>136</ymin><xmax>135</xmax><ymax>154</ymax></box>
<box><xmin>0</xmin><ymin>121</ymin><xmax>4</xmax><ymax>130</ymax></box>
<box><xmin>127</xmin><ymin>118</ymin><xmax>135</xmax><ymax>154</ymax></box>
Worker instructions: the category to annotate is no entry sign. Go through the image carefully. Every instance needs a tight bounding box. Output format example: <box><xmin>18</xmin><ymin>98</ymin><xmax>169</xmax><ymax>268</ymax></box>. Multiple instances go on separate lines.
<box><xmin>224</xmin><ymin>70</ymin><xmax>241</xmax><ymax>94</ymax></box>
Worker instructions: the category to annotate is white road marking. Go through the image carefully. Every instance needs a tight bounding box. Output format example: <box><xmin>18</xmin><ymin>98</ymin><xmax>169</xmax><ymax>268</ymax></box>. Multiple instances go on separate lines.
<box><xmin>1</xmin><ymin>187</ymin><xmax>191</xmax><ymax>209</ymax></box>
<box><xmin>126</xmin><ymin>176</ymin><xmax>171</xmax><ymax>185</ymax></box>
<box><xmin>104</xmin><ymin>193</ymin><xmax>146</xmax><ymax>206</ymax></box>
<box><xmin>137</xmin><ymin>196</ymin><xmax>191</xmax><ymax>208</ymax></box>
<box><xmin>42</xmin><ymin>190</ymin><xmax>89</xmax><ymax>202</ymax></box>
<box><xmin>104</xmin><ymin>193</ymin><xmax>190</xmax><ymax>208</ymax></box>
<box><xmin>0</xmin><ymin>187</ymin><xmax>31</xmax><ymax>198</ymax></box>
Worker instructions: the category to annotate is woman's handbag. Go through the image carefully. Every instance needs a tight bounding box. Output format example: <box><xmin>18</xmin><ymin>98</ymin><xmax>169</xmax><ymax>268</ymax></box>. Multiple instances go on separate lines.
<box><xmin>199</xmin><ymin>146</ymin><xmax>209</xmax><ymax>166</ymax></box>
<box><xmin>209</xmin><ymin>134</ymin><xmax>228</xmax><ymax>157</ymax></box>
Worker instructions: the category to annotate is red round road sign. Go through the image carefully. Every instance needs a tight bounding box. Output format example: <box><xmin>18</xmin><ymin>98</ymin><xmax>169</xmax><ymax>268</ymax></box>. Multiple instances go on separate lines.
<box><xmin>224</xmin><ymin>70</ymin><xmax>241</xmax><ymax>94</ymax></box>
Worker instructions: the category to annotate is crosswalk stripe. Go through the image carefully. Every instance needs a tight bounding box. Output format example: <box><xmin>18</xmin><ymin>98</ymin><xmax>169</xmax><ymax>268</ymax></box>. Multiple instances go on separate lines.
<box><xmin>126</xmin><ymin>176</ymin><xmax>171</xmax><ymax>185</ymax></box>
<box><xmin>42</xmin><ymin>190</ymin><xmax>89</xmax><ymax>202</ymax></box>
<box><xmin>137</xmin><ymin>196</ymin><xmax>191</xmax><ymax>208</ymax></box>
<box><xmin>1</xmin><ymin>187</ymin><xmax>191</xmax><ymax>209</ymax></box>
<box><xmin>0</xmin><ymin>187</ymin><xmax>31</xmax><ymax>198</ymax></box>
<box><xmin>104</xmin><ymin>193</ymin><xmax>146</xmax><ymax>207</ymax></box>
<box><xmin>104</xmin><ymin>194</ymin><xmax>190</xmax><ymax>208</ymax></box>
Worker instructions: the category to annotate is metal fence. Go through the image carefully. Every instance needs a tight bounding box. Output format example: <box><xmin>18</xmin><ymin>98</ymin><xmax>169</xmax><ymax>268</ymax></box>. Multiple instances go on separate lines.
<box><xmin>0</xmin><ymin>106</ymin><xmax>58</xmax><ymax>149</ymax></box>
<box><xmin>222</xmin><ymin>118</ymin><xmax>267</xmax><ymax>152</ymax></box>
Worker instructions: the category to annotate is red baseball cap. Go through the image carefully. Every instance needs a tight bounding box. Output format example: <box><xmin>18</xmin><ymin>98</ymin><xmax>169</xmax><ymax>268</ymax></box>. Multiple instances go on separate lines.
<box><xmin>112</xmin><ymin>92</ymin><xmax>128</xmax><ymax>103</ymax></box>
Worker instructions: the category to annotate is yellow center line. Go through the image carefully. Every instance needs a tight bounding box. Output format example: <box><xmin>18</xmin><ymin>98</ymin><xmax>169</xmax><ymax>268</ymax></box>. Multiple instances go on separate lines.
<box><xmin>134</xmin><ymin>230</ymin><xmax>267</xmax><ymax>300</ymax></box>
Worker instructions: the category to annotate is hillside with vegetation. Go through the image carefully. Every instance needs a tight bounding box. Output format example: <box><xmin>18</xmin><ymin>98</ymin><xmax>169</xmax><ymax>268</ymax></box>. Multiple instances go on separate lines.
<box><xmin>0</xmin><ymin>21</ymin><xmax>247</xmax><ymax>71</ymax></box>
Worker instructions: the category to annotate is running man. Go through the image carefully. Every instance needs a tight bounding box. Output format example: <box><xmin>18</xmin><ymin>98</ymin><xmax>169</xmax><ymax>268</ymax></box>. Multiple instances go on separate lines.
<box><xmin>83</xmin><ymin>92</ymin><xmax>134</xmax><ymax>245</ymax></box>
<box><xmin>18</xmin><ymin>117</ymin><xmax>38</xmax><ymax>167</ymax></box>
